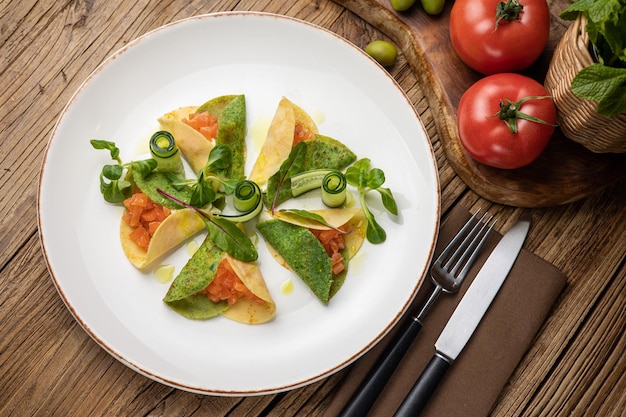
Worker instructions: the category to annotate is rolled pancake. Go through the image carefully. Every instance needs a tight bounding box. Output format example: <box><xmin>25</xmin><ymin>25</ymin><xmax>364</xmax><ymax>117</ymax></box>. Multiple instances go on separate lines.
<box><xmin>158</xmin><ymin>95</ymin><xmax>246</xmax><ymax>178</ymax></box>
<box><xmin>157</xmin><ymin>105</ymin><xmax>208</xmax><ymax>174</ymax></box>
<box><xmin>221</xmin><ymin>253</ymin><xmax>275</xmax><ymax>324</ymax></box>
<box><xmin>120</xmin><ymin>208</ymin><xmax>204</xmax><ymax>270</ymax></box>
<box><xmin>249</xmin><ymin>97</ymin><xmax>318</xmax><ymax>186</ymax></box>
<box><xmin>163</xmin><ymin>235</ymin><xmax>275</xmax><ymax>324</ymax></box>
<box><xmin>256</xmin><ymin>208</ymin><xmax>366</xmax><ymax>303</ymax></box>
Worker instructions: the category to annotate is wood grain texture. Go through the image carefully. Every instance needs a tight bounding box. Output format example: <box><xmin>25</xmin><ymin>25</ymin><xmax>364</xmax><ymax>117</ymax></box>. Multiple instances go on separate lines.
<box><xmin>335</xmin><ymin>0</ymin><xmax>626</xmax><ymax>207</ymax></box>
<box><xmin>1</xmin><ymin>0</ymin><xmax>625</xmax><ymax>416</ymax></box>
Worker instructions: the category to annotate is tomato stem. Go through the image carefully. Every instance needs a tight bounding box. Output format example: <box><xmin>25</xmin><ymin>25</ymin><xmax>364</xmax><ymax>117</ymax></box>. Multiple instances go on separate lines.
<box><xmin>491</xmin><ymin>95</ymin><xmax>556</xmax><ymax>134</ymax></box>
<box><xmin>495</xmin><ymin>0</ymin><xmax>524</xmax><ymax>30</ymax></box>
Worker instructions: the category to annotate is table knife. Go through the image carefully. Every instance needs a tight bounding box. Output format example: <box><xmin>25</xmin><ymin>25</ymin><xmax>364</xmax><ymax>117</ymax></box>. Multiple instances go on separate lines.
<box><xmin>393</xmin><ymin>215</ymin><xmax>531</xmax><ymax>417</ymax></box>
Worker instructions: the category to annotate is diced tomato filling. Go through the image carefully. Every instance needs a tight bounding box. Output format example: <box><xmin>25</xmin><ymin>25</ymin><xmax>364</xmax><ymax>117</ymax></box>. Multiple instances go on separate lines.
<box><xmin>183</xmin><ymin>111</ymin><xmax>219</xmax><ymax>140</ymax></box>
<box><xmin>200</xmin><ymin>259</ymin><xmax>264</xmax><ymax>306</ymax></box>
<box><xmin>309</xmin><ymin>227</ymin><xmax>347</xmax><ymax>275</ymax></box>
<box><xmin>292</xmin><ymin>122</ymin><xmax>315</xmax><ymax>146</ymax></box>
<box><xmin>122</xmin><ymin>190</ymin><xmax>171</xmax><ymax>251</ymax></box>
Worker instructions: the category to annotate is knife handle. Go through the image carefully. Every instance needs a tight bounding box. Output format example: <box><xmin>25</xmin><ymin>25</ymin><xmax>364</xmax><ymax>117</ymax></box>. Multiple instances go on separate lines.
<box><xmin>338</xmin><ymin>318</ymin><xmax>423</xmax><ymax>417</ymax></box>
<box><xmin>392</xmin><ymin>353</ymin><xmax>451</xmax><ymax>417</ymax></box>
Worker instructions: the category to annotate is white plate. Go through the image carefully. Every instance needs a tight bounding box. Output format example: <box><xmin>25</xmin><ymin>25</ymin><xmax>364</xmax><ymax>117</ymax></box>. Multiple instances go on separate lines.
<box><xmin>38</xmin><ymin>12</ymin><xmax>440</xmax><ymax>395</ymax></box>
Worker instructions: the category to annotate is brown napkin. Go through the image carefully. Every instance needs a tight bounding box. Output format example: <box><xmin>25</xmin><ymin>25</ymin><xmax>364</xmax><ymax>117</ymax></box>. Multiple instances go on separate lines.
<box><xmin>323</xmin><ymin>205</ymin><xmax>567</xmax><ymax>417</ymax></box>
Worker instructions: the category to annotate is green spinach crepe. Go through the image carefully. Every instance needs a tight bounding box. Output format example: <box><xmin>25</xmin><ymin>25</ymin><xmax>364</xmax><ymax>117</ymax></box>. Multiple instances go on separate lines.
<box><xmin>262</xmin><ymin>135</ymin><xmax>357</xmax><ymax>208</ymax></box>
<box><xmin>157</xmin><ymin>94</ymin><xmax>246</xmax><ymax>177</ymax></box>
<box><xmin>164</xmin><ymin>235</ymin><xmax>275</xmax><ymax>324</ymax></box>
<box><xmin>256</xmin><ymin>208</ymin><xmax>366</xmax><ymax>303</ymax></box>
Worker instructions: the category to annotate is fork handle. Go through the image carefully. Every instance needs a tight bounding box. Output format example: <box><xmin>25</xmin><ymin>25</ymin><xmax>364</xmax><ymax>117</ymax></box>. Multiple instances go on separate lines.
<box><xmin>338</xmin><ymin>317</ymin><xmax>423</xmax><ymax>417</ymax></box>
<box><xmin>392</xmin><ymin>353</ymin><xmax>451</xmax><ymax>417</ymax></box>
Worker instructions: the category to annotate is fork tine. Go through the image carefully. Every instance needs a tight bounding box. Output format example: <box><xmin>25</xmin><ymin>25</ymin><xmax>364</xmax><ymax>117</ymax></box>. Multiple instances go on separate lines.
<box><xmin>435</xmin><ymin>208</ymin><xmax>482</xmax><ymax>265</ymax></box>
<box><xmin>442</xmin><ymin>211</ymin><xmax>491</xmax><ymax>273</ymax></box>
<box><xmin>452</xmin><ymin>215</ymin><xmax>495</xmax><ymax>279</ymax></box>
<box><xmin>436</xmin><ymin>209</ymin><xmax>490</xmax><ymax>268</ymax></box>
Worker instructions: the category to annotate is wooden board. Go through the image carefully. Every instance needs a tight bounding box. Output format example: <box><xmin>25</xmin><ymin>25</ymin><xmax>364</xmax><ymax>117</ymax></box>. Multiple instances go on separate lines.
<box><xmin>335</xmin><ymin>0</ymin><xmax>626</xmax><ymax>207</ymax></box>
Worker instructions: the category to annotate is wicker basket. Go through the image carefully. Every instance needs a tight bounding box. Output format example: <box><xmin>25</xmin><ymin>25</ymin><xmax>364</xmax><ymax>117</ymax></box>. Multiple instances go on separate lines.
<box><xmin>545</xmin><ymin>15</ymin><xmax>626</xmax><ymax>153</ymax></box>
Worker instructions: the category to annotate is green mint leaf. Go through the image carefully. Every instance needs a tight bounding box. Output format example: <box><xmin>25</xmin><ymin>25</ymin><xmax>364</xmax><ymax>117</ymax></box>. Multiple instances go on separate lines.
<box><xmin>571</xmin><ymin>64</ymin><xmax>626</xmax><ymax>100</ymax></box>
<box><xmin>559</xmin><ymin>0</ymin><xmax>591</xmax><ymax>20</ymax></box>
<box><xmin>560</xmin><ymin>0</ymin><xmax>626</xmax><ymax>65</ymax></box>
<box><xmin>561</xmin><ymin>0</ymin><xmax>618</xmax><ymax>23</ymax></box>
<box><xmin>589</xmin><ymin>0</ymin><xmax>621</xmax><ymax>24</ymax></box>
<box><xmin>571</xmin><ymin>64</ymin><xmax>626</xmax><ymax>116</ymax></box>
<box><xmin>597</xmin><ymin>85</ymin><xmax>626</xmax><ymax>117</ymax></box>
<box><xmin>602</xmin><ymin>15</ymin><xmax>626</xmax><ymax>64</ymax></box>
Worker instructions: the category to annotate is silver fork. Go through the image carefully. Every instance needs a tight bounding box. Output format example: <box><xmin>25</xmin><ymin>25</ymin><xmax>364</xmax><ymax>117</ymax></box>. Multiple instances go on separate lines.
<box><xmin>338</xmin><ymin>210</ymin><xmax>495</xmax><ymax>417</ymax></box>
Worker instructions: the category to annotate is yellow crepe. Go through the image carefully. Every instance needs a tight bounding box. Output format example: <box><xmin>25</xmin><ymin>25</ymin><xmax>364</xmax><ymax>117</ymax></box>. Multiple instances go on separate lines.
<box><xmin>163</xmin><ymin>236</ymin><xmax>276</xmax><ymax>324</ymax></box>
<box><xmin>221</xmin><ymin>253</ymin><xmax>276</xmax><ymax>324</ymax></box>
<box><xmin>120</xmin><ymin>208</ymin><xmax>204</xmax><ymax>270</ymax></box>
<box><xmin>157</xmin><ymin>106</ymin><xmax>212</xmax><ymax>174</ymax></box>
<box><xmin>249</xmin><ymin>97</ymin><xmax>319</xmax><ymax>186</ymax></box>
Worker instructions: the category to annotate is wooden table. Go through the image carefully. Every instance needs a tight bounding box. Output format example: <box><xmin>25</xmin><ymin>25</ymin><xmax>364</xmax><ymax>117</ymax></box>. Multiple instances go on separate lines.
<box><xmin>2</xmin><ymin>1</ymin><xmax>624</xmax><ymax>415</ymax></box>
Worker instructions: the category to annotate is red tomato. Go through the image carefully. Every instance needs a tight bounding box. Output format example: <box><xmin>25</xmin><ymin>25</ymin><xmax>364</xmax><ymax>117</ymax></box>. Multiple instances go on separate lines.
<box><xmin>450</xmin><ymin>0</ymin><xmax>550</xmax><ymax>75</ymax></box>
<box><xmin>457</xmin><ymin>73</ymin><xmax>556</xmax><ymax>169</ymax></box>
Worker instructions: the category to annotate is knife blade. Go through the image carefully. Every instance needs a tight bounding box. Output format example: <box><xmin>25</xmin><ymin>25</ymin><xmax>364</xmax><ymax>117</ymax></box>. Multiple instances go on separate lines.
<box><xmin>393</xmin><ymin>215</ymin><xmax>531</xmax><ymax>417</ymax></box>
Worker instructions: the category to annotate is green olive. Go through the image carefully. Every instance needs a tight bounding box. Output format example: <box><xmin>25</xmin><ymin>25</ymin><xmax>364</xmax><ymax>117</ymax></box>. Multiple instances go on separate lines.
<box><xmin>420</xmin><ymin>0</ymin><xmax>445</xmax><ymax>15</ymax></box>
<box><xmin>364</xmin><ymin>40</ymin><xmax>398</xmax><ymax>67</ymax></box>
<box><xmin>391</xmin><ymin>0</ymin><xmax>416</xmax><ymax>11</ymax></box>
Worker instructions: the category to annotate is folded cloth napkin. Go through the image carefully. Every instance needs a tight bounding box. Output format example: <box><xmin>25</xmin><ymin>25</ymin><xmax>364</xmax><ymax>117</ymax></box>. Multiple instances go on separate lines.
<box><xmin>323</xmin><ymin>205</ymin><xmax>567</xmax><ymax>417</ymax></box>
